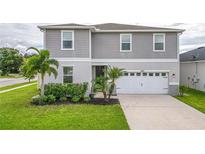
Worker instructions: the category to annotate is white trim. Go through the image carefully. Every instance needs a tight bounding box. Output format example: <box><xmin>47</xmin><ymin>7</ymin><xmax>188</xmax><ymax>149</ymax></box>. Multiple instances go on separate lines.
<box><xmin>169</xmin><ymin>82</ymin><xmax>179</xmax><ymax>85</ymax></box>
<box><xmin>43</xmin><ymin>30</ymin><xmax>46</xmax><ymax>49</ymax></box>
<box><xmin>153</xmin><ymin>33</ymin><xmax>166</xmax><ymax>52</ymax></box>
<box><xmin>53</xmin><ymin>58</ymin><xmax>178</xmax><ymax>63</ymax></box>
<box><xmin>120</xmin><ymin>33</ymin><xmax>132</xmax><ymax>52</ymax></box>
<box><xmin>54</xmin><ymin>58</ymin><xmax>91</xmax><ymax>62</ymax></box>
<box><xmin>180</xmin><ymin>60</ymin><xmax>205</xmax><ymax>63</ymax></box>
<box><xmin>61</xmin><ymin>30</ymin><xmax>74</xmax><ymax>50</ymax></box>
<box><xmin>95</xmin><ymin>29</ymin><xmax>184</xmax><ymax>33</ymax></box>
<box><xmin>62</xmin><ymin>66</ymin><xmax>74</xmax><ymax>83</ymax></box>
<box><xmin>39</xmin><ymin>26</ymin><xmax>95</xmax><ymax>29</ymax></box>
<box><xmin>89</xmin><ymin>30</ymin><xmax>92</xmax><ymax>58</ymax></box>
<box><xmin>92</xmin><ymin>58</ymin><xmax>178</xmax><ymax>63</ymax></box>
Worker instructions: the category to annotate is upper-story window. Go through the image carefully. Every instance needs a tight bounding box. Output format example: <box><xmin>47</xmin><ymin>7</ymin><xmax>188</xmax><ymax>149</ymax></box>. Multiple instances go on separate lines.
<box><xmin>61</xmin><ymin>30</ymin><xmax>74</xmax><ymax>50</ymax></box>
<box><xmin>120</xmin><ymin>34</ymin><xmax>132</xmax><ymax>52</ymax></box>
<box><xmin>153</xmin><ymin>33</ymin><xmax>165</xmax><ymax>52</ymax></box>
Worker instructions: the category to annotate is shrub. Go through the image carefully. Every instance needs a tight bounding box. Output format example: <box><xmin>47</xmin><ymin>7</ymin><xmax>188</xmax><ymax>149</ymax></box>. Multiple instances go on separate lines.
<box><xmin>31</xmin><ymin>95</ymin><xmax>48</xmax><ymax>105</ymax></box>
<box><xmin>60</xmin><ymin>96</ymin><xmax>67</xmax><ymax>102</ymax></box>
<box><xmin>44</xmin><ymin>82</ymin><xmax>88</xmax><ymax>102</ymax></box>
<box><xmin>44</xmin><ymin>83</ymin><xmax>66</xmax><ymax>99</ymax></box>
<box><xmin>47</xmin><ymin>95</ymin><xmax>56</xmax><ymax>104</ymax></box>
<box><xmin>71</xmin><ymin>96</ymin><xmax>81</xmax><ymax>103</ymax></box>
<box><xmin>179</xmin><ymin>85</ymin><xmax>186</xmax><ymax>96</ymax></box>
<box><xmin>83</xmin><ymin>96</ymin><xmax>90</xmax><ymax>103</ymax></box>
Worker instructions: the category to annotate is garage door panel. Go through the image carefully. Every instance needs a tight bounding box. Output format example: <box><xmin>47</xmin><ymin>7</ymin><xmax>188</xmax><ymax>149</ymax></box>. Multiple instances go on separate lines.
<box><xmin>116</xmin><ymin>72</ymin><xmax>168</xmax><ymax>94</ymax></box>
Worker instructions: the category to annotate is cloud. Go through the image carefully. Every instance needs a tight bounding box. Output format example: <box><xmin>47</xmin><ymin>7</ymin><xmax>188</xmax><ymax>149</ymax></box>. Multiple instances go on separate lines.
<box><xmin>0</xmin><ymin>23</ymin><xmax>44</xmax><ymax>54</ymax></box>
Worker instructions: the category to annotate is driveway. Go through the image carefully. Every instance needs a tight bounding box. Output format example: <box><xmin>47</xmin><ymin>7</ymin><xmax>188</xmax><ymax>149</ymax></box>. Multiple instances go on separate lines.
<box><xmin>119</xmin><ymin>95</ymin><xmax>205</xmax><ymax>130</ymax></box>
<box><xmin>0</xmin><ymin>78</ymin><xmax>34</xmax><ymax>87</ymax></box>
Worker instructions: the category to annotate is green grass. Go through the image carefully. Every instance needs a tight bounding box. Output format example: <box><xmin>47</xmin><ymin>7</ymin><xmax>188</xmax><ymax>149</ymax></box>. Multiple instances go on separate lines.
<box><xmin>0</xmin><ymin>84</ymin><xmax>129</xmax><ymax>130</ymax></box>
<box><xmin>175</xmin><ymin>87</ymin><xmax>205</xmax><ymax>114</ymax></box>
<box><xmin>0</xmin><ymin>81</ymin><xmax>37</xmax><ymax>91</ymax></box>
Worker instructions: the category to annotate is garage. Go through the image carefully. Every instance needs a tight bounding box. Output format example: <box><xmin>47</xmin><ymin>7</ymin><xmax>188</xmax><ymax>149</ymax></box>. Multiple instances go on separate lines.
<box><xmin>116</xmin><ymin>71</ymin><xmax>169</xmax><ymax>94</ymax></box>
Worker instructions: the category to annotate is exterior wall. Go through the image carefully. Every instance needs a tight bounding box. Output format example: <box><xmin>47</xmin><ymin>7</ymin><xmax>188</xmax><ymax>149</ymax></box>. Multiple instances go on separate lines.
<box><xmin>45</xmin><ymin>29</ymin><xmax>90</xmax><ymax>58</ymax></box>
<box><xmin>180</xmin><ymin>62</ymin><xmax>205</xmax><ymax>91</ymax></box>
<box><xmin>91</xmin><ymin>32</ymin><xmax>177</xmax><ymax>59</ymax></box>
<box><xmin>92</xmin><ymin>61</ymin><xmax>179</xmax><ymax>95</ymax></box>
<box><xmin>44</xmin><ymin>60</ymin><xmax>92</xmax><ymax>92</ymax></box>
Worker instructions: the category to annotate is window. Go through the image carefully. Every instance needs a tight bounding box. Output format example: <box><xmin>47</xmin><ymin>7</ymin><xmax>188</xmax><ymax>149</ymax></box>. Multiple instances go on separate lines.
<box><xmin>143</xmin><ymin>73</ymin><xmax>147</xmax><ymax>76</ymax></box>
<box><xmin>120</xmin><ymin>34</ymin><xmax>132</xmax><ymax>51</ymax></box>
<box><xmin>63</xmin><ymin>67</ymin><xmax>73</xmax><ymax>83</ymax></box>
<box><xmin>136</xmin><ymin>72</ymin><xmax>141</xmax><ymax>76</ymax></box>
<box><xmin>124</xmin><ymin>72</ymin><xmax>129</xmax><ymax>76</ymax></box>
<box><xmin>161</xmin><ymin>73</ymin><xmax>167</xmax><ymax>77</ymax></box>
<box><xmin>61</xmin><ymin>31</ymin><xmax>74</xmax><ymax>50</ymax></box>
<box><xmin>130</xmin><ymin>72</ymin><xmax>135</xmax><ymax>76</ymax></box>
<box><xmin>153</xmin><ymin>33</ymin><xmax>165</xmax><ymax>51</ymax></box>
<box><xmin>149</xmin><ymin>73</ymin><xmax>154</xmax><ymax>76</ymax></box>
<box><xmin>155</xmin><ymin>73</ymin><xmax>160</xmax><ymax>76</ymax></box>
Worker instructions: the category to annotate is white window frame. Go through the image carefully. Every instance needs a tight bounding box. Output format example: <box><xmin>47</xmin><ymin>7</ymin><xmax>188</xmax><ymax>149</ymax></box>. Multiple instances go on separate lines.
<box><xmin>153</xmin><ymin>33</ymin><xmax>165</xmax><ymax>52</ymax></box>
<box><xmin>61</xmin><ymin>30</ymin><xmax>74</xmax><ymax>50</ymax></box>
<box><xmin>63</xmin><ymin>66</ymin><xmax>73</xmax><ymax>83</ymax></box>
<box><xmin>120</xmin><ymin>34</ymin><xmax>132</xmax><ymax>52</ymax></box>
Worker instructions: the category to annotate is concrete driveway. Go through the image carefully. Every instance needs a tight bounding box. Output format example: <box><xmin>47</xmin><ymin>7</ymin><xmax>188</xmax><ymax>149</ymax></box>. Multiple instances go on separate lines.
<box><xmin>119</xmin><ymin>95</ymin><xmax>205</xmax><ymax>130</ymax></box>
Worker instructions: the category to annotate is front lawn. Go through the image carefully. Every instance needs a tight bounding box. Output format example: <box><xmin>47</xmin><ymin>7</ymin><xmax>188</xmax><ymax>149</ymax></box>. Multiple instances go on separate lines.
<box><xmin>0</xmin><ymin>84</ymin><xmax>129</xmax><ymax>130</ymax></box>
<box><xmin>175</xmin><ymin>87</ymin><xmax>205</xmax><ymax>114</ymax></box>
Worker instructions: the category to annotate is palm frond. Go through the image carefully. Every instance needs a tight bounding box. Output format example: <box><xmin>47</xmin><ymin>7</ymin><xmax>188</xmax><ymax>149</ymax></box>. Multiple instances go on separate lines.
<box><xmin>49</xmin><ymin>66</ymin><xmax>58</xmax><ymax>79</ymax></box>
<box><xmin>26</xmin><ymin>47</ymin><xmax>40</xmax><ymax>53</ymax></box>
<box><xmin>47</xmin><ymin>59</ymin><xmax>59</xmax><ymax>68</ymax></box>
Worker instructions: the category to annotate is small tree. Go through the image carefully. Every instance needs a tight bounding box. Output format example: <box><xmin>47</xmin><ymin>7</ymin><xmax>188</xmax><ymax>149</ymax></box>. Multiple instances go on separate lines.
<box><xmin>94</xmin><ymin>76</ymin><xmax>109</xmax><ymax>100</ymax></box>
<box><xmin>93</xmin><ymin>66</ymin><xmax>124</xmax><ymax>102</ymax></box>
<box><xmin>107</xmin><ymin>66</ymin><xmax>124</xmax><ymax>99</ymax></box>
<box><xmin>25</xmin><ymin>47</ymin><xmax>59</xmax><ymax>95</ymax></box>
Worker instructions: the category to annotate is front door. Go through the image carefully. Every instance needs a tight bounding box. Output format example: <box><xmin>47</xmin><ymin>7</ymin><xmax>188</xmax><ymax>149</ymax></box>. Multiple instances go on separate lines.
<box><xmin>95</xmin><ymin>66</ymin><xmax>106</xmax><ymax>77</ymax></box>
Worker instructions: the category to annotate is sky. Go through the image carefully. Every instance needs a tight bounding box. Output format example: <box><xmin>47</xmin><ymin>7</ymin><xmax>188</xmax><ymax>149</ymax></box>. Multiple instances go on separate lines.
<box><xmin>0</xmin><ymin>23</ymin><xmax>204</xmax><ymax>54</ymax></box>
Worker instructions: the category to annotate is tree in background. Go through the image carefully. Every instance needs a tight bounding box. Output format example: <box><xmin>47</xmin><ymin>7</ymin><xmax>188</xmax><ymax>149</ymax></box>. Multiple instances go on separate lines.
<box><xmin>24</xmin><ymin>47</ymin><xmax>59</xmax><ymax>95</ymax></box>
<box><xmin>0</xmin><ymin>48</ymin><xmax>23</xmax><ymax>76</ymax></box>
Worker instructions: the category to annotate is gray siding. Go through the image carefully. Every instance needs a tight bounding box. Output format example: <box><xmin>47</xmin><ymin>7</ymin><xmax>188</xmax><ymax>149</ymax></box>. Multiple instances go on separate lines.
<box><xmin>91</xmin><ymin>32</ymin><xmax>177</xmax><ymax>59</ymax></box>
<box><xmin>46</xmin><ymin>29</ymin><xmax>90</xmax><ymax>58</ymax></box>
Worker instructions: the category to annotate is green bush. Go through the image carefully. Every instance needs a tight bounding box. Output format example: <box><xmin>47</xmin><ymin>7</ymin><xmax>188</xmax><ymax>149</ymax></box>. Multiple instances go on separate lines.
<box><xmin>31</xmin><ymin>95</ymin><xmax>48</xmax><ymax>105</ymax></box>
<box><xmin>83</xmin><ymin>96</ymin><xmax>90</xmax><ymax>103</ymax></box>
<box><xmin>71</xmin><ymin>96</ymin><xmax>81</xmax><ymax>103</ymax></box>
<box><xmin>179</xmin><ymin>85</ymin><xmax>186</xmax><ymax>96</ymax></box>
<box><xmin>60</xmin><ymin>96</ymin><xmax>67</xmax><ymax>102</ymax></box>
<box><xmin>47</xmin><ymin>95</ymin><xmax>56</xmax><ymax>104</ymax></box>
<box><xmin>44</xmin><ymin>83</ymin><xmax>66</xmax><ymax>99</ymax></box>
<box><xmin>44</xmin><ymin>82</ymin><xmax>88</xmax><ymax>103</ymax></box>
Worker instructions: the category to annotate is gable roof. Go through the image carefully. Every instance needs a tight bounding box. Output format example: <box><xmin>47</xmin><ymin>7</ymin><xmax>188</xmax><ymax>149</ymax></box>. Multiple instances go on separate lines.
<box><xmin>38</xmin><ymin>23</ymin><xmax>184</xmax><ymax>32</ymax></box>
<box><xmin>180</xmin><ymin>47</ymin><xmax>205</xmax><ymax>62</ymax></box>
<box><xmin>93</xmin><ymin>23</ymin><xmax>183</xmax><ymax>31</ymax></box>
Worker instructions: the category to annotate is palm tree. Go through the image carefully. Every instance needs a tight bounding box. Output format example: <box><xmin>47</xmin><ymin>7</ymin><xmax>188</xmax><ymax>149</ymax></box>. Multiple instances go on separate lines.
<box><xmin>107</xmin><ymin>66</ymin><xmax>124</xmax><ymax>100</ymax></box>
<box><xmin>26</xmin><ymin>47</ymin><xmax>59</xmax><ymax>96</ymax></box>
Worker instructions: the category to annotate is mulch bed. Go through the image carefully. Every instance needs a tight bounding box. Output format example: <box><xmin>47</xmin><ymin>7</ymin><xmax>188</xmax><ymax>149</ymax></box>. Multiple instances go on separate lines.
<box><xmin>61</xmin><ymin>98</ymin><xmax>120</xmax><ymax>105</ymax></box>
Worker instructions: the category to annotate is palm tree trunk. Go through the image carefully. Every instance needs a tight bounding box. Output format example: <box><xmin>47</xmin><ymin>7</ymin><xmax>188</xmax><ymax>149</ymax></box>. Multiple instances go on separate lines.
<box><xmin>40</xmin><ymin>74</ymin><xmax>44</xmax><ymax>96</ymax></box>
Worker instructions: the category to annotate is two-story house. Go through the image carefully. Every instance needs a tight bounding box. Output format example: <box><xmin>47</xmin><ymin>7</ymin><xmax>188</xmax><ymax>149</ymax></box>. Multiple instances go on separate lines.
<box><xmin>38</xmin><ymin>23</ymin><xmax>184</xmax><ymax>96</ymax></box>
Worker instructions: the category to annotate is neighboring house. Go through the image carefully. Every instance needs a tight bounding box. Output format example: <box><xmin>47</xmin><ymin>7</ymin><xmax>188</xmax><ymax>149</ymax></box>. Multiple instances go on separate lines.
<box><xmin>180</xmin><ymin>47</ymin><xmax>205</xmax><ymax>91</ymax></box>
<box><xmin>38</xmin><ymin>23</ymin><xmax>184</xmax><ymax>95</ymax></box>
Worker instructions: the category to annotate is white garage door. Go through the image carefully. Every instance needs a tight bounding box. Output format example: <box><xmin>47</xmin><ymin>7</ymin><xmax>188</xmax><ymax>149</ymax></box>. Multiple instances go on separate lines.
<box><xmin>116</xmin><ymin>72</ymin><xmax>169</xmax><ymax>94</ymax></box>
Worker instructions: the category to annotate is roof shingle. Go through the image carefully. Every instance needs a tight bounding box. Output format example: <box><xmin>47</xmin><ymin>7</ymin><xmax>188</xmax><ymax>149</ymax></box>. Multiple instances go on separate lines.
<box><xmin>180</xmin><ymin>47</ymin><xmax>205</xmax><ymax>62</ymax></box>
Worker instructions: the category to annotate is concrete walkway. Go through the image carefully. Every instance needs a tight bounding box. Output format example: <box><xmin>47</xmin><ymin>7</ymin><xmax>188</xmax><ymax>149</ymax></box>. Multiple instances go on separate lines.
<box><xmin>0</xmin><ymin>78</ymin><xmax>36</xmax><ymax>87</ymax></box>
<box><xmin>119</xmin><ymin>95</ymin><xmax>205</xmax><ymax>130</ymax></box>
<box><xmin>0</xmin><ymin>83</ymin><xmax>37</xmax><ymax>94</ymax></box>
